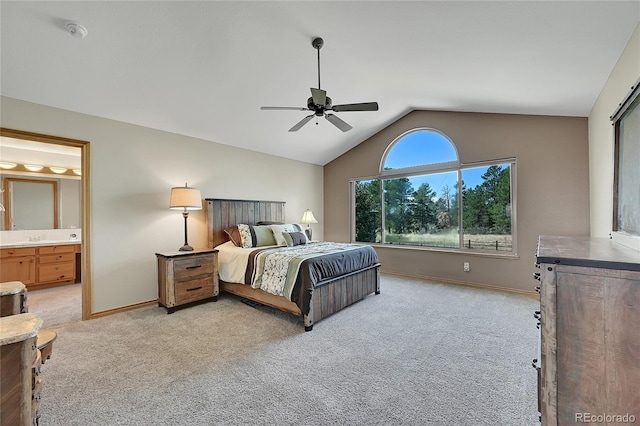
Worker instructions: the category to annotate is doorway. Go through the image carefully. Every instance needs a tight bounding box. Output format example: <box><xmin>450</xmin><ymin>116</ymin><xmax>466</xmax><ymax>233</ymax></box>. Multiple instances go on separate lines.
<box><xmin>0</xmin><ymin>128</ymin><xmax>91</xmax><ymax>321</ymax></box>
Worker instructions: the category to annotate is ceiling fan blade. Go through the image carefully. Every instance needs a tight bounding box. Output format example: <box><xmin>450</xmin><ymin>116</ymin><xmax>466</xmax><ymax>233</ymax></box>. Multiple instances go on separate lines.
<box><xmin>310</xmin><ymin>88</ymin><xmax>326</xmax><ymax>106</ymax></box>
<box><xmin>261</xmin><ymin>106</ymin><xmax>309</xmax><ymax>111</ymax></box>
<box><xmin>331</xmin><ymin>102</ymin><xmax>379</xmax><ymax>112</ymax></box>
<box><xmin>288</xmin><ymin>114</ymin><xmax>315</xmax><ymax>132</ymax></box>
<box><xmin>325</xmin><ymin>114</ymin><xmax>352</xmax><ymax>132</ymax></box>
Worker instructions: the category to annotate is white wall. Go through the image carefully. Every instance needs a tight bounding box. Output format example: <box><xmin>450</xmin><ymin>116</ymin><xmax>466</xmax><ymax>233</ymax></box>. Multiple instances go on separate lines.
<box><xmin>1</xmin><ymin>96</ymin><xmax>324</xmax><ymax>313</ymax></box>
<box><xmin>589</xmin><ymin>23</ymin><xmax>640</xmax><ymax>237</ymax></box>
<box><xmin>59</xmin><ymin>178</ymin><xmax>81</xmax><ymax>229</ymax></box>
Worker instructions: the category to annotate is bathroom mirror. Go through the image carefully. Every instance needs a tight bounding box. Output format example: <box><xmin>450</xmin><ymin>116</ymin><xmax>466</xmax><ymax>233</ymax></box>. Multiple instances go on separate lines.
<box><xmin>3</xmin><ymin>177</ymin><xmax>59</xmax><ymax>230</ymax></box>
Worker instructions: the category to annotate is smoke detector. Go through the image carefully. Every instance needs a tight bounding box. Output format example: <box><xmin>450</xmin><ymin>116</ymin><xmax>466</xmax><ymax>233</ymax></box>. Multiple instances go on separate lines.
<box><xmin>65</xmin><ymin>22</ymin><xmax>88</xmax><ymax>39</ymax></box>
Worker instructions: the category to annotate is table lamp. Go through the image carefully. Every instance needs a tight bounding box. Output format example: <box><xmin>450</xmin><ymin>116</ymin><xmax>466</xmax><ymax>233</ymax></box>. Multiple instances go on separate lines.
<box><xmin>300</xmin><ymin>209</ymin><xmax>318</xmax><ymax>240</ymax></box>
<box><xmin>170</xmin><ymin>183</ymin><xmax>202</xmax><ymax>251</ymax></box>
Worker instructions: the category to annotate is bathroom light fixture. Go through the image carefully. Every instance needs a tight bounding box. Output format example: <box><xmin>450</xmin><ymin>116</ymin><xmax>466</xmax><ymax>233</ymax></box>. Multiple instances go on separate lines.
<box><xmin>73</xmin><ymin>169</ymin><xmax>82</xmax><ymax>176</ymax></box>
<box><xmin>0</xmin><ymin>162</ymin><xmax>17</xmax><ymax>169</ymax></box>
<box><xmin>24</xmin><ymin>164</ymin><xmax>44</xmax><ymax>172</ymax></box>
<box><xmin>66</xmin><ymin>22</ymin><xmax>88</xmax><ymax>39</ymax></box>
<box><xmin>49</xmin><ymin>166</ymin><xmax>68</xmax><ymax>174</ymax></box>
<box><xmin>169</xmin><ymin>183</ymin><xmax>202</xmax><ymax>251</ymax></box>
<box><xmin>300</xmin><ymin>209</ymin><xmax>318</xmax><ymax>240</ymax></box>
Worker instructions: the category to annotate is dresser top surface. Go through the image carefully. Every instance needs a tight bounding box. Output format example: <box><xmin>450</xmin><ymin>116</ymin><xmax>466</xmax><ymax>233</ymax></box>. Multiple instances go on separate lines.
<box><xmin>0</xmin><ymin>313</ymin><xmax>43</xmax><ymax>345</ymax></box>
<box><xmin>537</xmin><ymin>235</ymin><xmax>640</xmax><ymax>271</ymax></box>
<box><xmin>0</xmin><ymin>281</ymin><xmax>26</xmax><ymax>296</ymax></box>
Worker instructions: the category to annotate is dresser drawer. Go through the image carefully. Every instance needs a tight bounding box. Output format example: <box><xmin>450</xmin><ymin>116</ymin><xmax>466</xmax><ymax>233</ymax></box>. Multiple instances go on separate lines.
<box><xmin>175</xmin><ymin>278</ymin><xmax>214</xmax><ymax>304</ymax></box>
<box><xmin>37</xmin><ymin>262</ymin><xmax>75</xmax><ymax>283</ymax></box>
<box><xmin>38</xmin><ymin>252</ymin><xmax>75</xmax><ymax>264</ymax></box>
<box><xmin>174</xmin><ymin>255</ymin><xmax>215</xmax><ymax>281</ymax></box>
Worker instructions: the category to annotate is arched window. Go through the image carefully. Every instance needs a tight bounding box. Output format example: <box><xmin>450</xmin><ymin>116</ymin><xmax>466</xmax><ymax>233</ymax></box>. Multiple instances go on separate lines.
<box><xmin>352</xmin><ymin>128</ymin><xmax>516</xmax><ymax>254</ymax></box>
<box><xmin>381</xmin><ymin>129</ymin><xmax>458</xmax><ymax>171</ymax></box>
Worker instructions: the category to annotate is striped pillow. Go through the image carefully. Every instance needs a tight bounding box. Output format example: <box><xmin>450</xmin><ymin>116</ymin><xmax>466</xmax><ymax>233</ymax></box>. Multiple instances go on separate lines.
<box><xmin>283</xmin><ymin>231</ymin><xmax>307</xmax><ymax>247</ymax></box>
<box><xmin>237</xmin><ymin>224</ymin><xmax>277</xmax><ymax>248</ymax></box>
<box><xmin>269</xmin><ymin>224</ymin><xmax>304</xmax><ymax>246</ymax></box>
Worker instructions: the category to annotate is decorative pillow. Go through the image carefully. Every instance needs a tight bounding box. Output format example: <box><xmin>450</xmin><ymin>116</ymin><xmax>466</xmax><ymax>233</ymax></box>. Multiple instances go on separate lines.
<box><xmin>237</xmin><ymin>224</ymin><xmax>253</xmax><ymax>248</ymax></box>
<box><xmin>283</xmin><ymin>231</ymin><xmax>307</xmax><ymax>247</ymax></box>
<box><xmin>270</xmin><ymin>224</ymin><xmax>304</xmax><ymax>246</ymax></box>
<box><xmin>257</xmin><ymin>221</ymin><xmax>284</xmax><ymax>225</ymax></box>
<box><xmin>223</xmin><ymin>225</ymin><xmax>242</xmax><ymax>247</ymax></box>
<box><xmin>252</xmin><ymin>225</ymin><xmax>277</xmax><ymax>247</ymax></box>
<box><xmin>237</xmin><ymin>224</ymin><xmax>277</xmax><ymax>248</ymax></box>
<box><xmin>294</xmin><ymin>224</ymin><xmax>309</xmax><ymax>241</ymax></box>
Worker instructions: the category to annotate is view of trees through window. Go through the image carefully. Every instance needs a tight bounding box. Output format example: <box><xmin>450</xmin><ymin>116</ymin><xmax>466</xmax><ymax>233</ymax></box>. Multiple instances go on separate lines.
<box><xmin>353</xmin><ymin>130</ymin><xmax>514</xmax><ymax>252</ymax></box>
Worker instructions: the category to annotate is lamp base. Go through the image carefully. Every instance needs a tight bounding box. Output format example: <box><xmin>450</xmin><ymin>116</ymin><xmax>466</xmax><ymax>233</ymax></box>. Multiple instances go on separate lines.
<box><xmin>178</xmin><ymin>244</ymin><xmax>194</xmax><ymax>252</ymax></box>
<box><xmin>305</xmin><ymin>227</ymin><xmax>312</xmax><ymax>241</ymax></box>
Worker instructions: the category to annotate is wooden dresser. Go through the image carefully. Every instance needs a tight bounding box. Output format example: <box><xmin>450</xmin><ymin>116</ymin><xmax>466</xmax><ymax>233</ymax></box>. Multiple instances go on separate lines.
<box><xmin>535</xmin><ymin>236</ymin><xmax>640</xmax><ymax>425</ymax></box>
<box><xmin>0</xmin><ymin>281</ymin><xmax>28</xmax><ymax>317</ymax></box>
<box><xmin>1</xmin><ymin>243</ymin><xmax>81</xmax><ymax>290</ymax></box>
<box><xmin>0</xmin><ymin>313</ymin><xmax>44</xmax><ymax>426</ymax></box>
<box><xmin>156</xmin><ymin>249</ymin><xmax>219</xmax><ymax>314</ymax></box>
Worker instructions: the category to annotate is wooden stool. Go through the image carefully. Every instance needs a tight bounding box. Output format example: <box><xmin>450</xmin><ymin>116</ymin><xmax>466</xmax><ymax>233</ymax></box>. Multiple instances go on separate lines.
<box><xmin>36</xmin><ymin>329</ymin><xmax>57</xmax><ymax>364</ymax></box>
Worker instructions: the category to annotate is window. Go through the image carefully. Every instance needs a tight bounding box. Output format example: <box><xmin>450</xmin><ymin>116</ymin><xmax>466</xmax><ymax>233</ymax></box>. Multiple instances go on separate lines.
<box><xmin>352</xmin><ymin>129</ymin><xmax>515</xmax><ymax>254</ymax></box>
<box><xmin>354</xmin><ymin>179</ymin><xmax>381</xmax><ymax>243</ymax></box>
<box><xmin>611</xmin><ymin>78</ymin><xmax>640</xmax><ymax>250</ymax></box>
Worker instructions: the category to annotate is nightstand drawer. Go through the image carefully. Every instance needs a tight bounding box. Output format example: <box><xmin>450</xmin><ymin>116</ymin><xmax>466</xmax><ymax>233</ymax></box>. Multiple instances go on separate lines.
<box><xmin>175</xmin><ymin>278</ymin><xmax>214</xmax><ymax>304</ymax></box>
<box><xmin>174</xmin><ymin>256</ymin><xmax>215</xmax><ymax>281</ymax></box>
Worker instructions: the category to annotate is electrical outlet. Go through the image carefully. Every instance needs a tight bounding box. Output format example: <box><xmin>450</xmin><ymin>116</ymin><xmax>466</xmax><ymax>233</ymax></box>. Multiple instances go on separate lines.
<box><xmin>463</xmin><ymin>262</ymin><xmax>470</xmax><ymax>272</ymax></box>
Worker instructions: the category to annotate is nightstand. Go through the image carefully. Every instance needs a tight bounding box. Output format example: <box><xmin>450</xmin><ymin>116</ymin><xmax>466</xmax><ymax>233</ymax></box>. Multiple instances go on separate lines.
<box><xmin>156</xmin><ymin>248</ymin><xmax>219</xmax><ymax>314</ymax></box>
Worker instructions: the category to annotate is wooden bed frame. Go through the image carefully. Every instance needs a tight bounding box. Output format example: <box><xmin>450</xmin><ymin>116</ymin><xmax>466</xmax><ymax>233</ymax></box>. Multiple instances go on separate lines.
<box><xmin>205</xmin><ymin>198</ymin><xmax>380</xmax><ymax>331</ymax></box>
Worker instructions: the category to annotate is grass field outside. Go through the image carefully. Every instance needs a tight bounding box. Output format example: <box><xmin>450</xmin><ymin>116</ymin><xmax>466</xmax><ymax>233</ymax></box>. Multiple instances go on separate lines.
<box><xmin>384</xmin><ymin>229</ymin><xmax>513</xmax><ymax>251</ymax></box>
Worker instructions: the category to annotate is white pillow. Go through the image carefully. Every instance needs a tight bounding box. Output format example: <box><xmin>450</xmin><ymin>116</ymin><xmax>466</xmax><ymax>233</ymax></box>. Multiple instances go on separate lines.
<box><xmin>270</xmin><ymin>224</ymin><xmax>304</xmax><ymax>246</ymax></box>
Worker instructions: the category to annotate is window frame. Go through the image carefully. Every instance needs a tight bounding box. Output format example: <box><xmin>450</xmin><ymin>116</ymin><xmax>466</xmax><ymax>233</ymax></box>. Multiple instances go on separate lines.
<box><xmin>610</xmin><ymin>77</ymin><xmax>640</xmax><ymax>252</ymax></box>
<box><xmin>350</xmin><ymin>128</ymin><xmax>517</xmax><ymax>257</ymax></box>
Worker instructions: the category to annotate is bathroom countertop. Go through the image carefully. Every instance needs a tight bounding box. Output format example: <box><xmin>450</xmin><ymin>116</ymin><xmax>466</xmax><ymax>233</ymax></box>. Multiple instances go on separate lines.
<box><xmin>0</xmin><ymin>240</ymin><xmax>81</xmax><ymax>248</ymax></box>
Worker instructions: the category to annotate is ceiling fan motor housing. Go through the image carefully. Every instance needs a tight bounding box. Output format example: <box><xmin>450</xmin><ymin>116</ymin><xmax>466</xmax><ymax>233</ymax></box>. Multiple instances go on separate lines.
<box><xmin>308</xmin><ymin>96</ymin><xmax>332</xmax><ymax>116</ymax></box>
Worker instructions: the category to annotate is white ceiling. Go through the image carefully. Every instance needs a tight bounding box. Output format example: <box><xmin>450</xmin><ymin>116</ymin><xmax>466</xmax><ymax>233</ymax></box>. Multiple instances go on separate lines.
<box><xmin>1</xmin><ymin>1</ymin><xmax>638</xmax><ymax>166</ymax></box>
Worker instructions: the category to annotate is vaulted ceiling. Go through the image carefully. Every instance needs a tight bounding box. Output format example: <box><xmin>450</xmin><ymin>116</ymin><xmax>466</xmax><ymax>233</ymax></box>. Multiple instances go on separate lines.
<box><xmin>1</xmin><ymin>1</ymin><xmax>638</xmax><ymax>165</ymax></box>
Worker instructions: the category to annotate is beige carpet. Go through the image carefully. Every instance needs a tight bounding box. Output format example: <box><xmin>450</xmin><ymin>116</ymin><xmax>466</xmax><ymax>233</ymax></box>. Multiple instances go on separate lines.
<box><xmin>37</xmin><ymin>275</ymin><xmax>540</xmax><ymax>425</ymax></box>
<box><xmin>27</xmin><ymin>283</ymin><xmax>81</xmax><ymax>328</ymax></box>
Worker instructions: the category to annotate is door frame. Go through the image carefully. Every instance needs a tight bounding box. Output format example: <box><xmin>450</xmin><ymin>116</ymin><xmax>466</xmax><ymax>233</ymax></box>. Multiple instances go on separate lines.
<box><xmin>1</xmin><ymin>128</ymin><xmax>92</xmax><ymax>320</ymax></box>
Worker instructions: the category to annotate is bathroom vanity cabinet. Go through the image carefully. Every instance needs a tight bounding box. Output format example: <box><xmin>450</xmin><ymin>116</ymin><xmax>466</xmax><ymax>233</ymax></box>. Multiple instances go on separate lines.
<box><xmin>0</xmin><ymin>243</ymin><xmax>81</xmax><ymax>290</ymax></box>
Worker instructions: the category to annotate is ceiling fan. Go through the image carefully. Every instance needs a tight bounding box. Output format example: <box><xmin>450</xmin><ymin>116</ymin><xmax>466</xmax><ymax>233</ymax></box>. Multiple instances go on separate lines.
<box><xmin>261</xmin><ymin>37</ymin><xmax>379</xmax><ymax>132</ymax></box>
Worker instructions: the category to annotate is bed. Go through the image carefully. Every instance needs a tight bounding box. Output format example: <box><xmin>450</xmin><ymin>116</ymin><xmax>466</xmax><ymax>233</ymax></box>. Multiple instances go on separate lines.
<box><xmin>205</xmin><ymin>198</ymin><xmax>380</xmax><ymax>331</ymax></box>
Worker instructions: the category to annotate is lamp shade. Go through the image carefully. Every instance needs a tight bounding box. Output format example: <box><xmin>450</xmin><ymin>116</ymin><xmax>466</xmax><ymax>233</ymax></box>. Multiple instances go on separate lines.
<box><xmin>300</xmin><ymin>209</ymin><xmax>318</xmax><ymax>224</ymax></box>
<box><xmin>170</xmin><ymin>186</ymin><xmax>202</xmax><ymax>210</ymax></box>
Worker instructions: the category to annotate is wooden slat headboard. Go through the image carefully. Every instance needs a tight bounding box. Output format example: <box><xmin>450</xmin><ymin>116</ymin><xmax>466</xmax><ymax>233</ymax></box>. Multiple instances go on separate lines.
<box><xmin>205</xmin><ymin>198</ymin><xmax>286</xmax><ymax>248</ymax></box>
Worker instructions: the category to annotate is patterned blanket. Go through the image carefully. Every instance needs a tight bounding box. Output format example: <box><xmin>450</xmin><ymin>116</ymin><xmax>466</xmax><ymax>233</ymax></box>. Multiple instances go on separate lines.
<box><xmin>244</xmin><ymin>242</ymin><xmax>379</xmax><ymax>314</ymax></box>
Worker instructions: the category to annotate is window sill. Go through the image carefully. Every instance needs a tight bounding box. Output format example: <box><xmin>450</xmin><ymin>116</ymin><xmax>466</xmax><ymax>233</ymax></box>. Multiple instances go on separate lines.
<box><xmin>366</xmin><ymin>242</ymin><xmax>519</xmax><ymax>260</ymax></box>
